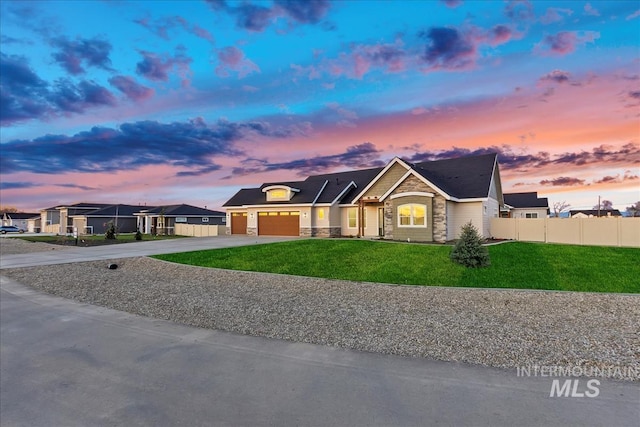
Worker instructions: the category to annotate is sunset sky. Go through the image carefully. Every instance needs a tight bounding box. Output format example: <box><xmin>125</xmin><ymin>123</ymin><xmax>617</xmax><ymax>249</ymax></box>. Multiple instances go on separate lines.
<box><xmin>1</xmin><ymin>0</ymin><xmax>639</xmax><ymax>213</ymax></box>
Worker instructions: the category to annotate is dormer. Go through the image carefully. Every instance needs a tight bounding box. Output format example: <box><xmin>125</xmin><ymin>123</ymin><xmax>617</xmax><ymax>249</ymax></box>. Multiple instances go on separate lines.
<box><xmin>262</xmin><ymin>185</ymin><xmax>300</xmax><ymax>202</ymax></box>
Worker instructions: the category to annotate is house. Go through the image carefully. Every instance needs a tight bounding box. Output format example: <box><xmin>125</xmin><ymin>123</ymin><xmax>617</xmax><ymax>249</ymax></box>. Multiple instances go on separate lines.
<box><xmin>135</xmin><ymin>204</ymin><xmax>226</xmax><ymax>235</ymax></box>
<box><xmin>69</xmin><ymin>204</ymin><xmax>142</xmax><ymax>234</ymax></box>
<box><xmin>1</xmin><ymin>212</ymin><xmax>40</xmax><ymax>232</ymax></box>
<box><xmin>501</xmin><ymin>192</ymin><xmax>549</xmax><ymax>218</ymax></box>
<box><xmin>570</xmin><ymin>209</ymin><xmax>622</xmax><ymax>218</ymax></box>
<box><xmin>40</xmin><ymin>202</ymin><xmax>113</xmax><ymax>234</ymax></box>
<box><xmin>223</xmin><ymin>153</ymin><xmax>503</xmax><ymax>242</ymax></box>
<box><xmin>39</xmin><ymin>202</ymin><xmax>225</xmax><ymax>235</ymax></box>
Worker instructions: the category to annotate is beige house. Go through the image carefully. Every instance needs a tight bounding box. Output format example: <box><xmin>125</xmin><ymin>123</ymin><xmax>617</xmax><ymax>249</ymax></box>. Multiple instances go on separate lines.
<box><xmin>224</xmin><ymin>153</ymin><xmax>503</xmax><ymax>242</ymax></box>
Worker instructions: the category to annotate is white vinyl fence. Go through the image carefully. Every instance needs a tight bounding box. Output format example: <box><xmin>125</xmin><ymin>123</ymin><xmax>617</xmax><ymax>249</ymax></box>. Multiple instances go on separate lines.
<box><xmin>174</xmin><ymin>224</ymin><xmax>225</xmax><ymax>237</ymax></box>
<box><xmin>490</xmin><ymin>217</ymin><xmax>640</xmax><ymax>248</ymax></box>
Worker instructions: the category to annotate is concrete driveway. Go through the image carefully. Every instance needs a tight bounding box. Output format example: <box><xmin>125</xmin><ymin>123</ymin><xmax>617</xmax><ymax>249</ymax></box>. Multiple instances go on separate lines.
<box><xmin>0</xmin><ymin>235</ymin><xmax>295</xmax><ymax>269</ymax></box>
<box><xmin>1</xmin><ymin>278</ymin><xmax>638</xmax><ymax>427</ymax></box>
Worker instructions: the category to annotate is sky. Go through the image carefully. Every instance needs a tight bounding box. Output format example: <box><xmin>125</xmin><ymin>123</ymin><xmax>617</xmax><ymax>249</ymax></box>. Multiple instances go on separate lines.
<box><xmin>1</xmin><ymin>0</ymin><xmax>639</xmax><ymax>214</ymax></box>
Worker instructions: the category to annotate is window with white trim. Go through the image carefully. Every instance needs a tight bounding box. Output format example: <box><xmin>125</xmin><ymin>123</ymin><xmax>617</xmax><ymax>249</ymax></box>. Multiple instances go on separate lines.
<box><xmin>525</xmin><ymin>213</ymin><xmax>538</xmax><ymax>219</ymax></box>
<box><xmin>318</xmin><ymin>208</ymin><xmax>325</xmax><ymax>220</ymax></box>
<box><xmin>347</xmin><ymin>208</ymin><xmax>357</xmax><ymax>228</ymax></box>
<box><xmin>398</xmin><ymin>204</ymin><xmax>426</xmax><ymax>227</ymax></box>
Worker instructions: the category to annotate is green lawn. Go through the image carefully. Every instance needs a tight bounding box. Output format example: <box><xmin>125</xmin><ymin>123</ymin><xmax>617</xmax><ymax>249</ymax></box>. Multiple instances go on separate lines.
<box><xmin>20</xmin><ymin>233</ymin><xmax>186</xmax><ymax>246</ymax></box>
<box><xmin>153</xmin><ymin>239</ymin><xmax>640</xmax><ymax>293</ymax></box>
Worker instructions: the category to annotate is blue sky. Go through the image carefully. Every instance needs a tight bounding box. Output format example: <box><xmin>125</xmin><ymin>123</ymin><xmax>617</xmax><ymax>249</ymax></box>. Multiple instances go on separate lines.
<box><xmin>1</xmin><ymin>0</ymin><xmax>639</xmax><ymax>212</ymax></box>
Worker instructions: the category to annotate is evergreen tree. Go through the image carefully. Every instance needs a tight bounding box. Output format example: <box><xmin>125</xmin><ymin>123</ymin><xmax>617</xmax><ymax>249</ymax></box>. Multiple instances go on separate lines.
<box><xmin>450</xmin><ymin>221</ymin><xmax>490</xmax><ymax>268</ymax></box>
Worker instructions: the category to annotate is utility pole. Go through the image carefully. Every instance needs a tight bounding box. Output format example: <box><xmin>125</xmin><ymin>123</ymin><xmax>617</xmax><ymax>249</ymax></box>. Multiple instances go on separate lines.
<box><xmin>597</xmin><ymin>195</ymin><xmax>601</xmax><ymax>217</ymax></box>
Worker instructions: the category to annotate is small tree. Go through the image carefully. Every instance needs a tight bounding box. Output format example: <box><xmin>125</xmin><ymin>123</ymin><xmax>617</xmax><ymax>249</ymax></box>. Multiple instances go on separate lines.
<box><xmin>135</xmin><ymin>229</ymin><xmax>142</xmax><ymax>240</ymax></box>
<box><xmin>450</xmin><ymin>221</ymin><xmax>490</xmax><ymax>268</ymax></box>
<box><xmin>104</xmin><ymin>221</ymin><xmax>117</xmax><ymax>240</ymax></box>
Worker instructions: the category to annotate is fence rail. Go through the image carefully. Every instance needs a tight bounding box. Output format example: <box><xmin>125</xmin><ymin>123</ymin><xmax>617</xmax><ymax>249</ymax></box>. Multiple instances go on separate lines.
<box><xmin>490</xmin><ymin>217</ymin><xmax>640</xmax><ymax>248</ymax></box>
<box><xmin>174</xmin><ymin>224</ymin><xmax>225</xmax><ymax>237</ymax></box>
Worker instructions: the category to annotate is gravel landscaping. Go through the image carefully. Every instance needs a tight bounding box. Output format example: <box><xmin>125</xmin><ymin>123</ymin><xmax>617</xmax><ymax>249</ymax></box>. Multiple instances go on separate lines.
<box><xmin>1</xmin><ymin>239</ymin><xmax>638</xmax><ymax>381</ymax></box>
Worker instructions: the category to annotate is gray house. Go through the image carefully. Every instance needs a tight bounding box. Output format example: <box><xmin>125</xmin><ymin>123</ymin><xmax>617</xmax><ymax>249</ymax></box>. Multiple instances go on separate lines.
<box><xmin>135</xmin><ymin>204</ymin><xmax>226</xmax><ymax>235</ymax></box>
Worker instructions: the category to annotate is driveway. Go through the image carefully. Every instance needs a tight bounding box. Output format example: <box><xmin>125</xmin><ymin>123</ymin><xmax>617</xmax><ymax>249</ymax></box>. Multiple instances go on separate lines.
<box><xmin>2</xmin><ymin>277</ymin><xmax>638</xmax><ymax>427</ymax></box>
<box><xmin>0</xmin><ymin>235</ymin><xmax>295</xmax><ymax>269</ymax></box>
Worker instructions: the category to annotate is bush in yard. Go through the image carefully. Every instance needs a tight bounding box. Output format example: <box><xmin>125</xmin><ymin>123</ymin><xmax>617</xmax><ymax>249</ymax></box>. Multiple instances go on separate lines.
<box><xmin>104</xmin><ymin>221</ymin><xmax>117</xmax><ymax>240</ymax></box>
<box><xmin>135</xmin><ymin>230</ymin><xmax>142</xmax><ymax>241</ymax></box>
<box><xmin>450</xmin><ymin>221</ymin><xmax>490</xmax><ymax>268</ymax></box>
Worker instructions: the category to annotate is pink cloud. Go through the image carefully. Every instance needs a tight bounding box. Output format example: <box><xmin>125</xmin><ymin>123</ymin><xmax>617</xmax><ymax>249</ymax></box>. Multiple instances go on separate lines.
<box><xmin>215</xmin><ymin>46</ymin><xmax>260</xmax><ymax>78</ymax></box>
<box><xmin>537</xmin><ymin>31</ymin><xmax>599</xmax><ymax>55</ymax></box>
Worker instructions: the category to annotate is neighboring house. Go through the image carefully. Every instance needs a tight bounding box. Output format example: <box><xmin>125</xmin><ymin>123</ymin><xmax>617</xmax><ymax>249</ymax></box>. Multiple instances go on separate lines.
<box><xmin>39</xmin><ymin>202</ymin><xmax>225</xmax><ymax>235</ymax></box>
<box><xmin>1</xmin><ymin>212</ymin><xmax>40</xmax><ymax>232</ymax></box>
<box><xmin>570</xmin><ymin>209</ymin><xmax>622</xmax><ymax>218</ymax></box>
<box><xmin>40</xmin><ymin>202</ymin><xmax>113</xmax><ymax>234</ymax></box>
<box><xmin>224</xmin><ymin>153</ymin><xmax>503</xmax><ymax>242</ymax></box>
<box><xmin>501</xmin><ymin>192</ymin><xmax>549</xmax><ymax>218</ymax></box>
<box><xmin>135</xmin><ymin>204</ymin><xmax>226</xmax><ymax>235</ymax></box>
<box><xmin>69</xmin><ymin>204</ymin><xmax>142</xmax><ymax>234</ymax></box>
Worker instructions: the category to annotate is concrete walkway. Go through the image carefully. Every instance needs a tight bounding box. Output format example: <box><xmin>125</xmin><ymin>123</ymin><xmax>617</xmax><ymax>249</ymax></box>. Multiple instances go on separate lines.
<box><xmin>0</xmin><ymin>235</ymin><xmax>295</xmax><ymax>269</ymax></box>
<box><xmin>2</xmin><ymin>277</ymin><xmax>638</xmax><ymax>426</ymax></box>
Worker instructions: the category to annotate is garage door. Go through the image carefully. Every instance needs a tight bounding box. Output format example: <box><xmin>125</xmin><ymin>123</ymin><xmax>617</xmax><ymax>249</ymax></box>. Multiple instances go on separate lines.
<box><xmin>258</xmin><ymin>211</ymin><xmax>300</xmax><ymax>236</ymax></box>
<box><xmin>231</xmin><ymin>212</ymin><xmax>247</xmax><ymax>234</ymax></box>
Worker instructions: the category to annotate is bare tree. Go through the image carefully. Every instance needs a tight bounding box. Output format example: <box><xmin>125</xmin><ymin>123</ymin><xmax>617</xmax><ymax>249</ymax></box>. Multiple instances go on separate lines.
<box><xmin>626</xmin><ymin>201</ymin><xmax>640</xmax><ymax>217</ymax></box>
<box><xmin>0</xmin><ymin>206</ymin><xmax>19</xmax><ymax>214</ymax></box>
<box><xmin>552</xmin><ymin>201</ymin><xmax>570</xmax><ymax>218</ymax></box>
<box><xmin>593</xmin><ymin>199</ymin><xmax>613</xmax><ymax>211</ymax></box>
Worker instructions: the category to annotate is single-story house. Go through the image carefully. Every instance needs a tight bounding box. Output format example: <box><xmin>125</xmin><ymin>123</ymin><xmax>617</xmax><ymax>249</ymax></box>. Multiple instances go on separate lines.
<box><xmin>135</xmin><ymin>204</ymin><xmax>226</xmax><ymax>235</ymax></box>
<box><xmin>69</xmin><ymin>204</ymin><xmax>142</xmax><ymax>234</ymax></box>
<box><xmin>223</xmin><ymin>153</ymin><xmax>503</xmax><ymax>242</ymax></box>
<box><xmin>570</xmin><ymin>209</ymin><xmax>622</xmax><ymax>218</ymax></box>
<box><xmin>2</xmin><ymin>212</ymin><xmax>40</xmax><ymax>232</ymax></box>
<box><xmin>500</xmin><ymin>192</ymin><xmax>549</xmax><ymax>218</ymax></box>
<box><xmin>40</xmin><ymin>202</ymin><xmax>113</xmax><ymax>234</ymax></box>
<box><xmin>39</xmin><ymin>202</ymin><xmax>225</xmax><ymax>235</ymax></box>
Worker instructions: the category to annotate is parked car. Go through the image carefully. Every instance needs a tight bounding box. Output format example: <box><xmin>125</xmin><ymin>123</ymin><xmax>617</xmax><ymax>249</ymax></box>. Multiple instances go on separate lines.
<box><xmin>0</xmin><ymin>225</ymin><xmax>25</xmax><ymax>234</ymax></box>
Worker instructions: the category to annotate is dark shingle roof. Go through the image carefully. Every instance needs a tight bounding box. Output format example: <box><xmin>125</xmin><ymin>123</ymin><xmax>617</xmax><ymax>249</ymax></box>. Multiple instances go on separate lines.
<box><xmin>73</xmin><ymin>204</ymin><xmax>148</xmax><ymax>217</ymax></box>
<box><xmin>141</xmin><ymin>204</ymin><xmax>225</xmax><ymax>216</ymax></box>
<box><xmin>410</xmin><ymin>153</ymin><xmax>497</xmax><ymax>199</ymax></box>
<box><xmin>223</xmin><ymin>153</ymin><xmax>498</xmax><ymax>207</ymax></box>
<box><xmin>570</xmin><ymin>209</ymin><xmax>622</xmax><ymax>217</ymax></box>
<box><xmin>504</xmin><ymin>192</ymin><xmax>549</xmax><ymax>208</ymax></box>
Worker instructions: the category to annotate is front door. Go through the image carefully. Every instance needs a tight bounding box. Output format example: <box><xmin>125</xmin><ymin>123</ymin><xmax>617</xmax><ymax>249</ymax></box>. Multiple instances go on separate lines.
<box><xmin>378</xmin><ymin>208</ymin><xmax>384</xmax><ymax>237</ymax></box>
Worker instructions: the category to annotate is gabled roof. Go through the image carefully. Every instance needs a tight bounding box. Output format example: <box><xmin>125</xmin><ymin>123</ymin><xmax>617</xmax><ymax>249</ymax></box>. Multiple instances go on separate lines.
<box><xmin>410</xmin><ymin>153</ymin><xmax>498</xmax><ymax>199</ymax></box>
<box><xmin>570</xmin><ymin>209</ymin><xmax>622</xmax><ymax>217</ymax></box>
<box><xmin>1</xmin><ymin>212</ymin><xmax>40</xmax><ymax>219</ymax></box>
<box><xmin>139</xmin><ymin>204</ymin><xmax>225</xmax><ymax>216</ymax></box>
<box><xmin>70</xmin><ymin>204</ymin><xmax>148</xmax><ymax>217</ymax></box>
<box><xmin>504</xmin><ymin>192</ymin><xmax>549</xmax><ymax>209</ymax></box>
<box><xmin>223</xmin><ymin>166</ymin><xmax>383</xmax><ymax>207</ymax></box>
<box><xmin>223</xmin><ymin>153</ymin><xmax>500</xmax><ymax>208</ymax></box>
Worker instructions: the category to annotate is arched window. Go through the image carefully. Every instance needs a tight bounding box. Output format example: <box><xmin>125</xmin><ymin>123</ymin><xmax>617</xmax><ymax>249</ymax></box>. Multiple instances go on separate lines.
<box><xmin>397</xmin><ymin>204</ymin><xmax>427</xmax><ymax>227</ymax></box>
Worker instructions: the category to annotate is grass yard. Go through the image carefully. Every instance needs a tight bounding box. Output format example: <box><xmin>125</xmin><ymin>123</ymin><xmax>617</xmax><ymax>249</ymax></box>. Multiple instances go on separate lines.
<box><xmin>20</xmin><ymin>233</ymin><xmax>186</xmax><ymax>246</ymax></box>
<box><xmin>153</xmin><ymin>239</ymin><xmax>640</xmax><ymax>293</ymax></box>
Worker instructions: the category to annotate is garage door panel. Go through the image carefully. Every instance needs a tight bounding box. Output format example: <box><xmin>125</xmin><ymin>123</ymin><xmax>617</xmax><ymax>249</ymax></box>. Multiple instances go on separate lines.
<box><xmin>258</xmin><ymin>211</ymin><xmax>299</xmax><ymax>236</ymax></box>
<box><xmin>231</xmin><ymin>212</ymin><xmax>247</xmax><ymax>234</ymax></box>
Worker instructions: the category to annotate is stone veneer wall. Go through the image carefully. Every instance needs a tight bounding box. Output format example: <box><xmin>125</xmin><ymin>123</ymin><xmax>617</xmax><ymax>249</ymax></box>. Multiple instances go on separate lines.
<box><xmin>247</xmin><ymin>227</ymin><xmax>257</xmax><ymax>236</ymax></box>
<box><xmin>432</xmin><ymin>195</ymin><xmax>447</xmax><ymax>243</ymax></box>
<box><xmin>301</xmin><ymin>227</ymin><xmax>342</xmax><ymax>237</ymax></box>
<box><xmin>383</xmin><ymin>175</ymin><xmax>448</xmax><ymax>243</ymax></box>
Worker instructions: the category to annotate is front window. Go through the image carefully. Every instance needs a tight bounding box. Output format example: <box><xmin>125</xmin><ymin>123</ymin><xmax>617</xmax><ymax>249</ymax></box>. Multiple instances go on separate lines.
<box><xmin>398</xmin><ymin>204</ymin><xmax>427</xmax><ymax>227</ymax></box>
<box><xmin>348</xmin><ymin>208</ymin><xmax>357</xmax><ymax>228</ymax></box>
<box><xmin>318</xmin><ymin>208</ymin><xmax>325</xmax><ymax>220</ymax></box>
<box><xmin>525</xmin><ymin>213</ymin><xmax>538</xmax><ymax>219</ymax></box>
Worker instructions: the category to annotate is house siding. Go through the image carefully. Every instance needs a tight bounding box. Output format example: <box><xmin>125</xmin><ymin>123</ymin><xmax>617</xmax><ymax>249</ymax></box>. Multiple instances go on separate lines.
<box><xmin>391</xmin><ymin>195</ymin><xmax>433</xmax><ymax>242</ymax></box>
<box><xmin>448</xmin><ymin>202</ymin><xmax>483</xmax><ymax>239</ymax></box>
<box><xmin>363</xmin><ymin>163</ymin><xmax>407</xmax><ymax>198</ymax></box>
<box><xmin>483</xmin><ymin>198</ymin><xmax>500</xmax><ymax>238</ymax></box>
